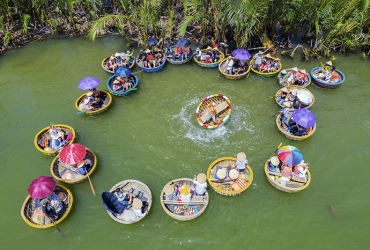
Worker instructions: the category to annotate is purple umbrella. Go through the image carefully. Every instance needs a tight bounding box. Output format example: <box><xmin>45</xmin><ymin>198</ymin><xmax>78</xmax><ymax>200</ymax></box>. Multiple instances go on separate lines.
<box><xmin>78</xmin><ymin>76</ymin><xmax>100</xmax><ymax>90</ymax></box>
<box><xmin>292</xmin><ymin>109</ymin><xmax>316</xmax><ymax>128</ymax></box>
<box><xmin>232</xmin><ymin>49</ymin><xmax>252</xmax><ymax>61</ymax></box>
<box><xmin>28</xmin><ymin>176</ymin><xmax>56</xmax><ymax>199</ymax></box>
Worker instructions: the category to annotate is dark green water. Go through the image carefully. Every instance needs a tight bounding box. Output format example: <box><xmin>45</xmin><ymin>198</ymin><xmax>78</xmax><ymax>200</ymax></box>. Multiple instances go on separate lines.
<box><xmin>1</xmin><ymin>36</ymin><xmax>369</xmax><ymax>249</ymax></box>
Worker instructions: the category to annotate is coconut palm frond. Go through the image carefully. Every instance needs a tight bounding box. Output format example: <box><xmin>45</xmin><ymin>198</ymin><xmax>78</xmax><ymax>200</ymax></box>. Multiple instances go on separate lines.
<box><xmin>88</xmin><ymin>14</ymin><xmax>127</xmax><ymax>41</ymax></box>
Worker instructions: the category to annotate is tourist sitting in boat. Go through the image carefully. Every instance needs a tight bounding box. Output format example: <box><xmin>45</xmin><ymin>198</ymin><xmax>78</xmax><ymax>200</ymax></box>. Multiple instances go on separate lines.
<box><xmin>182</xmin><ymin>46</ymin><xmax>190</xmax><ymax>60</ymax></box>
<box><xmin>42</xmin><ymin>193</ymin><xmax>66</xmax><ymax>222</ymax></box>
<box><xmin>76</xmin><ymin>159</ymin><xmax>92</xmax><ymax>175</ymax></box>
<box><xmin>267</xmin><ymin>156</ymin><xmax>281</xmax><ymax>173</ymax></box>
<box><xmin>165</xmin><ymin>39</ymin><xmax>172</xmax><ymax>53</ymax></box>
<box><xmin>236</xmin><ymin>152</ymin><xmax>248</xmax><ymax>173</ymax></box>
<box><xmin>289</xmin><ymin>123</ymin><xmax>307</xmax><ymax>136</ymax></box>
<box><xmin>292</xmin><ymin>96</ymin><xmax>302</xmax><ymax>109</ymax></box>
<box><xmin>225</xmin><ymin>56</ymin><xmax>234</xmax><ymax>75</ymax></box>
<box><xmin>292</xmin><ymin>160</ymin><xmax>309</xmax><ymax>179</ymax></box>
<box><xmin>278</xmin><ymin>87</ymin><xmax>288</xmax><ymax>104</ymax></box>
<box><xmin>155</xmin><ymin>50</ymin><xmax>163</xmax><ymax>65</ymax></box>
<box><xmin>280</xmin><ymin>102</ymin><xmax>293</xmax><ymax>126</ymax></box>
<box><xmin>173</xmin><ymin>46</ymin><xmax>182</xmax><ymax>60</ymax></box>
<box><xmin>296</xmin><ymin>70</ymin><xmax>308</xmax><ymax>85</ymax></box>
<box><xmin>194</xmin><ymin>47</ymin><xmax>201</xmax><ymax>60</ymax></box>
<box><xmin>179</xmin><ymin>184</ymin><xmax>191</xmax><ymax>202</ymax></box>
<box><xmin>212</xmin><ymin>48</ymin><xmax>221</xmax><ymax>62</ymax></box>
<box><xmin>132</xmin><ymin>198</ymin><xmax>147</xmax><ymax>217</ymax></box>
<box><xmin>253</xmin><ymin>51</ymin><xmax>264</xmax><ymax>71</ymax></box>
<box><xmin>163</xmin><ymin>184</ymin><xmax>179</xmax><ymax>200</ymax></box>
<box><xmin>146</xmin><ymin>51</ymin><xmax>156</xmax><ymax>68</ymax></box>
<box><xmin>137</xmin><ymin>49</ymin><xmax>147</xmax><ymax>67</ymax></box>
<box><xmin>79</xmin><ymin>98</ymin><xmax>93</xmax><ymax>112</ymax></box>
<box><xmin>125</xmin><ymin>50</ymin><xmax>134</xmax><ymax>66</ymax></box>
<box><xmin>115</xmin><ymin>189</ymin><xmax>135</xmax><ymax>209</ymax></box>
<box><xmin>206</xmin><ymin>102</ymin><xmax>217</xmax><ymax>122</ymax></box>
<box><xmin>193</xmin><ymin>173</ymin><xmax>207</xmax><ymax>196</ymax></box>
<box><xmin>105</xmin><ymin>55</ymin><xmax>118</xmax><ymax>70</ymax></box>
<box><xmin>48</xmin><ymin>125</ymin><xmax>66</xmax><ymax>150</ymax></box>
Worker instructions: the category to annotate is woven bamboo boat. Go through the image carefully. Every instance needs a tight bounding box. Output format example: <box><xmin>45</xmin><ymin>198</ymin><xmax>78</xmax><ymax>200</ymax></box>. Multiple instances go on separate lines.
<box><xmin>101</xmin><ymin>54</ymin><xmax>135</xmax><ymax>74</ymax></box>
<box><xmin>277</xmin><ymin>68</ymin><xmax>311</xmax><ymax>87</ymax></box>
<box><xmin>193</xmin><ymin>49</ymin><xmax>225</xmax><ymax>68</ymax></box>
<box><xmin>218</xmin><ymin>57</ymin><xmax>251</xmax><ymax>80</ymax></box>
<box><xmin>250</xmin><ymin>55</ymin><xmax>282</xmax><ymax>77</ymax></box>
<box><xmin>50</xmin><ymin>148</ymin><xmax>97</xmax><ymax>184</ymax></box>
<box><xmin>206</xmin><ymin>157</ymin><xmax>253</xmax><ymax>196</ymax></box>
<box><xmin>21</xmin><ymin>184</ymin><xmax>73</xmax><ymax>228</ymax></box>
<box><xmin>34</xmin><ymin>124</ymin><xmax>76</xmax><ymax>156</ymax></box>
<box><xmin>275</xmin><ymin>86</ymin><xmax>315</xmax><ymax>109</ymax></box>
<box><xmin>135</xmin><ymin>52</ymin><xmax>166</xmax><ymax>73</ymax></box>
<box><xmin>104</xmin><ymin>179</ymin><xmax>152</xmax><ymax>224</ymax></box>
<box><xmin>166</xmin><ymin>47</ymin><xmax>193</xmax><ymax>64</ymax></box>
<box><xmin>75</xmin><ymin>90</ymin><xmax>112</xmax><ymax>116</ymax></box>
<box><xmin>160</xmin><ymin>178</ymin><xmax>209</xmax><ymax>221</ymax></box>
<box><xmin>195</xmin><ymin>94</ymin><xmax>232</xmax><ymax>129</ymax></box>
<box><xmin>276</xmin><ymin>113</ymin><xmax>316</xmax><ymax>140</ymax></box>
<box><xmin>106</xmin><ymin>74</ymin><xmax>139</xmax><ymax>97</ymax></box>
<box><xmin>310</xmin><ymin>66</ymin><xmax>345</xmax><ymax>89</ymax></box>
<box><xmin>264</xmin><ymin>159</ymin><xmax>311</xmax><ymax>193</ymax></box>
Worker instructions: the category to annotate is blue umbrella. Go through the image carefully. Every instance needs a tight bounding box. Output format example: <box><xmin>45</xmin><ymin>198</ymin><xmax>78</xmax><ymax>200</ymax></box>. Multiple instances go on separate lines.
<box><xmin>101</xmin><ymin>192</ymin><xmax>125</xmax><ymax>214</ymax></box>
<box><xmin>232</xmin><ymin>49</ymin><xmax>252</xmax><ymax>61</ymax></box>
<box><xmin>175</xmin><ymin>38</ymin><xmax>191</xmax><ymax>47</ymax></box>
<box><xmin>114</xmin><ymin>66</ymin><xmax>132</xmax><ymax>77</ymax></box>
<box><xmin>146</xmin><ymin>37</ymin><xmax>159</xmax><ymax>46</ymax></box>
<box><xmin>78</xmin><ymin>76</ymin><xmax>100</xmax><ymax>90</ymax></box>
<box><xmin>292</xmin><ymin>109</ymin><xmax>316</xmax><ymax>128</ymax></box>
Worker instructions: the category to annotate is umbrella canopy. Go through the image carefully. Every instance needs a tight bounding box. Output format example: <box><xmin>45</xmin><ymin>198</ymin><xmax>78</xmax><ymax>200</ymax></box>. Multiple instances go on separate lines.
<box><xmin>28</xmin><ymin>176</ymin><xmax>56</xmax><ymax>199</ymax></box>
<box><xmin>114</xmin><ymin>66</ymin><xmax>132</xmax><ymax>77</ymax></box>
<box><xmin>297</xmin><ymin>89</ymin><xmax>313</xmax><ymax>104</ymax></box>
<box><xmin>278</xmin><ymin>145</ymin><xmax>303</xmax><ymax>166</ymax></box>
<box><xmin>292</xmin><ymin>109</ymin><xmax>316</xmax><ymax>128</ymax></box>
<box><xmin>78</xmin><ymin>76</ymin><xmax>100</xmax><ymax>90</ymax></box>
<box><xmin>102</xmin><ymin>192</ymin><xmax>125</xmax><ymax>214</ymax></box>
<box><xmin>146</xmin><ymin>37</ymin><xmax>159</xmax><ymax>46</ymax></box>
<box><xmin>231</xmin><ymin>49</ymin><xmax>252</xmax><ymax>61</ymax></box>
<box><xmin>59</xmin><ymin>143</ymin><xmax>86</xmax><ymax>165</ymax></box>
<box><xmin>175</xmin><ymin>38</ymin><xmax>191</xmax><ymax>47</ymax></box>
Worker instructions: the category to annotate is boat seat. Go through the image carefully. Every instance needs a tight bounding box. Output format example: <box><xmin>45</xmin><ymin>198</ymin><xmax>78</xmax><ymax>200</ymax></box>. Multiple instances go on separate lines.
<box><xmin>216</xmin><ymin>101</ymin><xmax>229</xmax><ymax>114</ymax></box>
<box><xmin>200</xmin><ymin>113</ymin><xmax>210</xmax><ymax>123</ymax></box>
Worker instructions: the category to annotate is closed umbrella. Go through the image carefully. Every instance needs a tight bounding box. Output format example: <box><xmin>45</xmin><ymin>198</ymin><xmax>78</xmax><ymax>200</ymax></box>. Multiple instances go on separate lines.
<box><xmin>59</xmin><ymin>143</ymin><xmax>86</xmax><ymax>165</ymax></box>
<box><xmin>102</xmin><ymin>192</ymin><xmax>125</xmax><ymax>214</ymax></box>
<box><xmin>292</xmin><ymin>109</ymin><xmax>316</xmax><ymax>128</ymax></box>
<box><xmin>78</xmin><ymin>77</ymin><xmax>100</xmax><ymax>90</ymax></box>
<box><xmin>28</xmin><ymin>176</ymin><xmax>56</xmax><ymax>199</ymax></box>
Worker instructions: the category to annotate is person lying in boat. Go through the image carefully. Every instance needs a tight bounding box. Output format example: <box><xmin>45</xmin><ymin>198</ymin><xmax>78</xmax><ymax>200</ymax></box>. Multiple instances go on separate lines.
<box><xmin>42</xmin><ymin>193</ymin><xmax>66</xmax><ymax>222</ymax></box>
<box><xmin>193</xmin><ymin>173</ymin><xmax>207</xmax><ymax>196</ymax></box>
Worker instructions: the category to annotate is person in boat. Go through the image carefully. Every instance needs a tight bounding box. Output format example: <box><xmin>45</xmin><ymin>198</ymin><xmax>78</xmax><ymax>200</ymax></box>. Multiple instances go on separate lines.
<box><xmin>194</xmin><ymin>47</ymin><xmax>202</xmax><ymax>61</ymax></box>
<box><xmin>225</xmin><ymin>56</ymin><xmax>234</xmax><ymax>75</ymax></box>
<box><xmin>271</xmin><ymin>58</ymin><xmax>280</xmax><ymax>72</ymax></box>
<box><xmin>212</xmin><ymin>47</ymin><xmax>220</xmax><ymax>62</ymax></box>
<box><xmin>48</xmin><ymin>125</ymin><xmax>64</xmax><ymax>150</ymax></box>
<box><xmin>296</xmin><ymin>69</ymin><xmax>307</xmax><ymax>85</ymax></box>
<box><xmin>138</xmin><ymin>49</ymin><xmax>148</xmax><ymax>68</ymax></box>
<box><xmin>290</xmin><ymin>123</ymin><xmax>307</xmax><ymax>136</ymax></box>
<box><xmin>280</xmin><ymin>101</ymin><xmax>292</xmax><ymax>125</ymax></box>
<box><xmin>165</xmin><ymin>38</ymin><xmax>172</xmax><ymax>54</ymax></box>
<box><xmin>173</xmin><ymin>46</ymin><xmax>182</xmax><ymax>60</ymax></box>
<box><xmin>236</xmin><ymin>152</ymin><xmax>248</xmax><ymax>173</ymax></box>
<box><xmin>42</xmin><ymin>193</ymin><xmax>66</xmax><ymax>221</ymax></box>
<box><xmin>179</xmin><ymin>184</ymin><xmax>191</xmax><ymax>202</ymax></box>
<box><xmin>106</xmin><ymin>55</ymin><xmax>117</xmax><ymax>70</ymax></box>
<box><xmin>115</xmin><ymin>189</ymin><xmax>135</xmax><ymax>209</ymax></box>
<box><xmin>76</xmin><ymin>158</ymin><xmax>92</xmax><ymax>175</ymax></box>
<box><xmin>292</xmin><ymin>96</ymin><xmax>302</xmax><ymax>109</ymax></box>
<box><xmin>253</xmin><ymin>51</ymin><xmax>264</xmax><ymax>71</ymax></box>
<box><xmin>267</xmin><ymin>156</ymin><xmax>281</xmax><ymax>173</ymax></box>
<box><xmin>293</xmin><ymin>160</ymin><xmax>309</xmax><ymax>179</ymax></box>
<box><xmin>286</xmin><ymin>88</ymin><xmax>297</xmax><ymax>102</ymax></box>
<box><xmin>125</xmin><ymin>50</ymin><xmax>134</xmax><ymax>66</ymax></box>
<box><xmin>193</xmin><ymin>173</ymin><xmax>207</xmax><ymax>196</ymax></box>
<box><xmin>206</xmin><ymin>102</ymin><xmax>217</xmax><ymax>122</ymax></box>
<box><xmin>132</xmin><ymin>198</ymin><xmax>146</xmax><ymax>217</ymax></box>
<box><xmin>330</xmin><ymin>66</ymin><xmax>341</xmax><ymax>82</ymax></box>
<box><xmin>146</xmin><ymin>50</ymin><xmax>156</xmax><ymax>68</ymax></box>
<box><xmin>163</xmin><ymin>184</ymin><xmax>179</xmax><ymax>200</ymax></box>
<box><xmin>278</xmin><ymin>87</ymin><xmax>288</xmax><ymax>104</ymax></box>
<box><xmin>155</xmin><ymin>49</ymin><xmax>163</xmax><ymax>65</ymax></box>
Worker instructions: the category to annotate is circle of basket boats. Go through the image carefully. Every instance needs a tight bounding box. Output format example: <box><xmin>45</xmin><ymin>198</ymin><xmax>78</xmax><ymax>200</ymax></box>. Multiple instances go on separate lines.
<box><xmin>264</xmin><ymin>160</ymin><xmax>311</xmax><ymax>193</ymax></box>
<box><xmin>193</xmin><ymin>49</ymin><xmax>225</xmax><ymax>68</ymax></box>
<box><xmin>310</xmin><ymin>66</ymin><xmax>345</xmax><ymax>89</ymax></box>
<box><xmin>135</xmin><ymin>52</ymin><xmax>167</xmax><ymax>73</ymax></box>
<box><xmin>50</xmin><ymin>148</ymin><xmax>97</xmax><ymax>184</ymax></box>
<box><xmin>218</xmin><ymin>57</ymin><xmax>251</xmax><ymax>80</ymax></box>
<box><xmin>275</xmin><ymin>86</ymin><xmax>315</xmax><ymax>109</ymax></box>
<box><xmin>206</xmin><ymin>157</ymin><xmax>254</xmax><ymax>196</ymax></box>
<box><xmin>20</xmin><ymin>184</ymin><xmax>73</xmax><ymax>228</ymax></box>
<box><xmin>165</xmin><ymin>47</ymin><xmax>193</xmax><ymax>65</ymax></box>
<box><xmin>276</xmin><ymin>113</ymin><xmax>316</xmax><ymax>141</ymax></box>
<box><xmin>106</xmin><ymin>74</ymin><xmax>139</xmax><ymax>97</ymax></box>
<box><xmin>105</xmin><ymin>179</ymin><xmax>152</xmax><ymax>224</ymax></box>
<box><xmin>277</xmin><ymin>68</ymin><xmax>311</xmax><ymax>87</ymax></box>
<box><xmin>195</xmin><ymin>94</ymin><xmax>232</xmax><ymax>129</ymax></box>
<box><xmin>160</xmin><ymin>178</ymin><xmax>209</xmax><ymax>221</ymax></box>
<box><xmin>34</xmin><ymin>124</ymin><xmax>76</xmax><ymax>156</ymax></box>
<box><xmin>101</xmin><ymin>54</ymin><xmax>135</xmax><ymax>74</ymax></box>
<box><xmin>75</xmin><ymin>90</ymin><xmax>112</xmax><ymax>116</ymax></box>
<box><xmin>250</xmin><ymin>55</ymin><xmax>282</xmax><ymax>77</ymax></box>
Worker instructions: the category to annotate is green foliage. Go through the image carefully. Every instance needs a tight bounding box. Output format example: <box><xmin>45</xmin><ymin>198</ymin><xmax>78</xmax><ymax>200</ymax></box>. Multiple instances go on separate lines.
<box><xmin>21</xmin><ymin>14</ymin><xmax>31</xmax><ymax>35</ymax></box>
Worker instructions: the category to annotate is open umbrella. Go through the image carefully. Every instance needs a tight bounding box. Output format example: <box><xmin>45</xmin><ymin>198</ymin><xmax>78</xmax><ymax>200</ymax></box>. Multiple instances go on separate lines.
<box><xmin>28</xmin><ymin>176</ymin><xmax>56</xmax><ymax>199</ymax></box>
<box><xmin>78</xmin><ymin>77</ymin><xmax>100</xmax><ymax>90</ymax></box>
<box><xmin>59</xmin><ymin>143</ymin><xmax>86</xmax><ymax>165</ymax></box>
<box><xmin>114</xmin><ymin>66</ymin><xmax>132</xmax><ymax>77</ymax></box>
<box><xmin>175</xmin><ymin>38</ymin><xmax>191</xmax><ymax>47</ymax></box>
<box><xmin>102</xmin><ymin>192</ymin><xmax>125</xmax><ymax>214</ymax></box>
<box><xmin>297</xmin><ymin>89</ymin><xmax>313</xmax><ymax>104</ymax></box>
<box><xmin>146</xmin><ymin>37</ymin><xmax>159</xmax><ymax>46</ymax></box>
<box><xmin>292</xmin><ymin>109</ymin><xmax>316</xmax><ymax>128</ymax></box>
<box><xmin>231</xmin><ymin>49</ymin><xmax>252</xmax><ymax>61</ymax></box>
<box><xmin>278</xmin><ymin>145</ymin><xmax>303</xmax><ymax>166</ymax></box>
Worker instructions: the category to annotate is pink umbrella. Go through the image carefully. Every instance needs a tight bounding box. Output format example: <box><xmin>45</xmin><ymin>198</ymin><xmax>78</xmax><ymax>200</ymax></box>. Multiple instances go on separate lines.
<box><xmin>28</xmin><ymin>176</ymin><xmax>56</xmax><ymax>199</ymax></box>
<box><xmin>59</xmin><ymin>143</ymin><xmax>86</xmax><ymax>165</ymax></box>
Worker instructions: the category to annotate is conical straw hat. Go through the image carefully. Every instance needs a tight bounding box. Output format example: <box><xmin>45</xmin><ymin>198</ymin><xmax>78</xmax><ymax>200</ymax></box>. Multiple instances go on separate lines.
<box><xmin>237</xmin><ymin>152</ymin><xmax>246</xmax><ymax>162</ymax></box>
<box><xmin>197</xmin><ymin>173</ymin><xmax>207</xmax><ymax>184</ymax></box>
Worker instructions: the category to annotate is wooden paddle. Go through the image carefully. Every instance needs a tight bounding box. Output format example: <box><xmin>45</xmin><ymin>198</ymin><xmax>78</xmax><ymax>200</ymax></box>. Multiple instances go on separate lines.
<box><xmin>271</xmin><ymin>142</ymin><xmax>283</xmax><ymax>158</ymax></box>
<box><xmin>52</xmin><ymin>221</ymin><xmax>65</xmax><ymax>238</ymax></box>
<box><xmin>86</xmin><ymin>172</ymin><xmax>96</xmax><ymax>196</ymax></box>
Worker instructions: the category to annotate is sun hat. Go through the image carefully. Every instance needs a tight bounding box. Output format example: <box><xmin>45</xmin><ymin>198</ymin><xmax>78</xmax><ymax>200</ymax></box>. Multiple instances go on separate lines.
<box><xmin>271</xmin><ymin>156</ymin><xmax>280</xmax><ymax>166</ymax></box>
<box><xmin>237</xmin><ymin>152</ymin><xmax>246</xmax><ymax>162</ymax></box>
<box><xmin>325</xmin><ymin>61</ymin><xmax>333</xmax><ymax>66</ymax></box>
<box><xmin>275</xmin><ymin>58</ymin><xmax>281</xmax><ymax>61</ymax></box>
<box><xmin>132</xmin><ymin>198</ymin><xmax>142</xmax><ymax>210</ymax></box>
<box><xmin>216</xmin><ymin>169</ymin><xmax>227</xmax><ymax>179</ymax></box>
<box><xmin>115</xmin><ymin>52</ymin><xmax>120</xmax><ymax>57</ymax></box>
<box><xmin>291</xmin><ymin>89</ymin><xmax>298</xmax><ymax>95</ymax></box>
<box><xmin>258</xmin><ymin>50</ymin><xmax>263</xmax><ymax>54</ymax></box>
<box><xmin>140</xmin><ymin>49</ymin><xmax>143</xmax><ymax>52</ymax></box>
<box><xmin>283</xmin><ymin>101</ymin><xmax>292</xmax><ymax>107</ymax></box>
<box><xmin>281</xmin><ymin>87</ymin><xmax>289</xmax><ymax>93</ymax></box>
<box><xmin>292</xmin><ymin>67</ymin><xmax>298</xmax><ymax>71</ymax></box>
<box><xmin>145</xmin><ymin>49</ymin><xmax>151</xmax><ymax>53</ymax></box>
<box><xmin>206</xmin><ymin>46</ymin><xmax>212</xmax><ymax>50</ymax></box>
<box><xmin>163</xmin><ymin>184</ymin><xmax>174</xmax><ymax>195</ymax></box>
<box><xmin>281</xmin><ymin>69</ymin><xmax>287</xmax><ymax>74</ymax></box>
<box><xmin>197</xmin><ymin>173</ymin><xmax>207</xmax><ymax>184</ymax></box>
<box><xmin>83</xmin><ymin>98</ymin><xmax>90</xmax><ymax>104</ymax></box>
<box><xmin>86</xmin><ymin>91</ymin><xmax>93</xmax><ymax>96</ymax></box>
<box><xmin>229</xmin><ymin>169</ymin><xmax>239</xmax><ymax>179</ymax></box>
<box><xmin>299</xmin><ymin>69</ymin><xmax>307</xmax><ymax>74</ymax></box>
<box><xmin>179</xmin><ymin>185</ymin><xmax>190</xmax><ymax>195</ymax></box>
<box><xmin>127</xmin><ymin>51</ymin><xmax>130</xmax><ymax>54</ymax></box>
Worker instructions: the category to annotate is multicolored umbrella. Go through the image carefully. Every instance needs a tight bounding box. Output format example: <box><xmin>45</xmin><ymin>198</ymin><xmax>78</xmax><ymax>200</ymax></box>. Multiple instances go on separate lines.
<box><xmin>278</xmin><ymin>145</ymin><xmax>303</xmax><ymax>166</ymax></box>
<box><xmin>78</xmin><ymin>77</ymin><xmax>100</xmax><ymax>90</ymax></box>
<box><xmin>114</xmin><ymin>66</ymin><xmax>132</xmax><ymax>77</ymax></box>
<box><xmin>231</xmin><ymin>49</ymin><xmax>252</xmax><ymax>61</ymax></box>
<box><xmin>59</xmin><ymin>143</ymin><xmax>86</xmax><ymax>165</ymax></box>
<box><xmin>292</xmin><ymin>109</ymin><xmax>316</xmax><ymax>128</ymax></box>
<box><xmin>28</xmin><ymin>176</ymin><xmax>56</xmax><ymax>199</ymax></box>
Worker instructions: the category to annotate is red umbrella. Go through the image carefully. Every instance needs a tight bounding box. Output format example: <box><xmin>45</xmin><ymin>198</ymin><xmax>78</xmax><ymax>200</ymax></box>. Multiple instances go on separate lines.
<box><xmin>59</xmin><ymin>143</ymin><xmax>86</xmax><ymax>165</ymax></box>
<box><xmin>28</xmin><ymin>176</ymin><xmax>56</xmax><ymax>199</ymax></box>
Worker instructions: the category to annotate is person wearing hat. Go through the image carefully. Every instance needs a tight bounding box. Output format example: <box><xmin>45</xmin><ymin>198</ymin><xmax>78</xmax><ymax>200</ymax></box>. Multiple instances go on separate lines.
<box><xmin>193</xmin><ymin>173</ymin><xmax>207</xmax><ymax>196</ymax></box>
<box><xmin>206</xmin><ymin>102</ymin><xmax>217</xmax><ymax>122</ymax></box>
<box><xmin>115</xmin><ymin>189</ymin><xmax>135</xmax><ymax>209</ymax></box>
<box><xmin>179</xmin><ymin>184</ymin><xmax>191</xmax><ymax>202</ymax></box>
<box><xmin>76</xmin><ymin>158</ymin><xmax>92</xmax><ymax>175</ymax></box>
<box><xmin>225</xmin><ymin>56</ymin><xmax>234</xmax><ymax>75</ymax></box>
<box><xmin>268</xmin><ymin>156</ymin><xmax>281</xmax><ymax>172</ymax></box>
<box><xmin>278</xmin><ymin>87</ymin><xmax>288</xmax><ymax>104</ymax></box>
<box><xmin>146</xmin><ymin>50</ymin><xmax>155</xmax><ymax>68</ymax></box>
<box><xmin>236</xmin><ymin>152</ymin><xmax>248</xmax><ymax>173</ymax></box>
<box><xmin>132</xmin><ymin>198</ymin><xmax>145</xmax><ymax>217</ymax></box>
<box><xmin>293</xmin><ymin>160</ymin><xmax>309</xmax><ymax>178</ymax></box>
<box><xmin>253</xmin><ymin>50</ymin><xmax>264</xmax><ymax>71</ymax></box>
<box><xmin>138</xmin><ymin>49</ymin><xmax>147</xmax><ymax>67</ymax></box>
<box><xmin>280</xmin><ymin>102</ymin><xmax>293</xmax><ymax>128</ymax></box>
<box><xmin>215</xmin><ymin>168</ymin><xmax>227</xmax><ymax>180</ymax></box>
<box><xmin>125</xmin><ymin>50</ymin><xmax>134</xmax><ymax>66</ymax></box>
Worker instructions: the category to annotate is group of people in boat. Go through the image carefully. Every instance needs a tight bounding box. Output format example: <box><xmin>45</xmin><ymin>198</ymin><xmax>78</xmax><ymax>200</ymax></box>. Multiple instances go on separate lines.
<box><xmin>78</xmin><ymin>88</ymin><xmax>107</xmax><ymax>112</ymax></box>
<box><xmin>279</xmin><ymin>103</ymin><xmax>313</xmax><ymax>136</ymax></box>
<box><xmin>37</xmin><ymin>124</ymin><xmax>73</xmax><ymax>151</ymax></box>
<box><xmin>221</xmin><ymin>56</ymin><xmax>248</xmax><ymax>75</ymax></box>
<box><xmin>252</xmin><ymin>51</ymin><xmax>280</xmax><ymax>73</ymax></box>
<box><xmin>112</xmin><ymin>187</ymin><xmax>149</xmax><ymax>218</ymax></box>
<box><xmin>194</xmin><ymin>46</ymin><xmax>222</xmax><ymax>64</ymax></box>
<box><xmin>112</xmin><ymin>75</ymin><xmax>135</xmax><ymax>92</ymax></box>
<box><xmin>277</xmin><ymin>88</ymin><xmax>310</xmax><ymax>109</ymax></box>
<box><xmin>314</xmin><ymin>61</ymin><xmax>341</xmax><ymax>83</ymax></box>
<box><xmin>166</xmin><ymin>45</ymin><xmax>191</xmax><ymax>61</ymax></box>
<box><xmin>279</xmin><ymin>68</ymin><xmax>308</xmax><ymax>86</ymax></box>
<box><xmin>137</xmin><ymin>49</ymin><xmax>164</xmax><ymax>68</ymax></box>
<box><xmin>104</xmin><ymin>50</ymin><xmax>135</xmax><ymax>71</ymax></box>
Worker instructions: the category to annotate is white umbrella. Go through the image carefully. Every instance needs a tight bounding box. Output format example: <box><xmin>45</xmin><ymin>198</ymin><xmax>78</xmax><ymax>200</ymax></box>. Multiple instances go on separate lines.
<box><xmin>297</xmin><ymin>89</ymin><xmax>313</xmax><ymax>104</ymax></box>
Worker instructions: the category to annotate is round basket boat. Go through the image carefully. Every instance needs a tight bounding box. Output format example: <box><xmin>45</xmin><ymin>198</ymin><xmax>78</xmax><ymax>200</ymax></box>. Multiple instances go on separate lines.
<box><xmin>135</xmin><ymin>52</ymin><xmax>166</xmax><ymax>73</ymax></box>
<box><xmin>166</xmin><ymin>47</ymin><xmax>193</xmax><ymax>64</ymax></box>
<box><xmin>276</xmin><ymin>113</ymin><xmax>316</xmax><ymax>140</ymax></box>
<box><xmin>160</xmin><ymin>178</ymin><xmax>209</xmax><ymax>221</ymax></box>
<box><xmin>310</xmin><ymin>66</ymin><xmax>345</xmax><ymax>89</ymax></box>
<box><xmin>75</xmin><ymin>90</ymin><xmax>112</xmax><ymax>116</ymax></box>
<box><xmin>103</xmin><ymin>179</ymin><xmax>152</xmax><ymax>224</ymax></box>
<box><xmin>50</xmin><ymin>148</ymin><xmax>97</xmax><ymax>184</ymax></box>
<box><xmin>101</xmin><ymin>54</ymin><xmax>135</xmax><ymax>74</ymax></box>
<box><xmin>218</xmin><ymin>57</ymin><xmax>251</xmax><ymax>80</ymax></box>
<box><xmin>277</xmin><ymin>68</ymin><xmax>311</xmax><ymax>87</ymax></box>
<box><xmin>264</xmin><ymin>159</ymin><xmax>311</xmax><ymax>193</ymax></box>
<box><xmin>21</xmin><ymin>184</ymin><xmax>73</xmax><ymax>228</ymax></box>
<box><xmin>275</xmin><ymin>86</ymin><xmax>315</xmax><ymax>109</ymax></box>
<box><xmin>206</xmin><ymin>157</ymin><xmax>253</xmax><ymax>196</ymax></box>
<box><xmin>193</xmin><ymin>49</ymin><xmax>225</xmax><ymax>68</ymax></box>
<box><xmin>195</xmin><ymin>94</ymin><xmax>232</xmax><ymax>129</ymax></box>
<box><xmin>34</xmin><ymin>124</ymin><xmax>76</xmax><ymax>156</ymax></box>
<box><xmin>106</xmin><ymin>74</ymin><xmax>139</xmax><ymax>97</ymax></box>
<box><xmin>250</xmin><ymin>54</ymin><xmax>282</xmax><ymax>77</ymax></box>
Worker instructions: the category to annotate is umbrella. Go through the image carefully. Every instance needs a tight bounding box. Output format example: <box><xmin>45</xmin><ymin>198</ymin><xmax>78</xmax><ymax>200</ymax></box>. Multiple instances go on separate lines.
<box><xmin>28</xmin><ymin>176</ymin><xmax>56</xmax><ymax>199</ymax></box>
<box><xmin>175</xmin><ymin>38</ymin><xmax>191</xmax><ymax>47</ymax></box>
<box><xmin>59</xmin><ymin>143</ymin><xmax>86</xmax><ymax>165</ymax></box>
<box><xmin>292</xmin><ymin>109</ymin><xmax>316</xmax><ymax>128</ymax></box>
<box><xmin>78</xmin><ymin>76</ymin><xmax>100</xmax><ymax>90</ymax></box>
<box><xmin>102</xmin><ymin>192</ymin><xmax>125</xmax><ymax>214</ymax></box>
<box><xmin>146</xmin><ymin>37</ymin><xmax>159</xmax><ymax>46</ymax></box>
<box><xmin>297</xmin><ymin>89</ymin><xmax>313</xmax><ymax>104</ymax></box>
<box><xmin>114</xmin><ymin>66</ymin><xmax>132</xmax><ymax>77</ymax></box>
<box><xmin>278</xmin><ymin>145</ymin><xmax>303</xmax><ymax>166</ymax></box>
<box><xmin>231</xmin><ymin>49</ymin><xmax>252</xmax><ymax>61</ymax></box>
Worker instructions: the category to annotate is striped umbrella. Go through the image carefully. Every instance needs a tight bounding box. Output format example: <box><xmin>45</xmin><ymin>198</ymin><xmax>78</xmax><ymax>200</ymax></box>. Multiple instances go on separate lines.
<box><xmin>277</xmin><ymin>145</ymin><xmax>303</xmax><ymax>166</ymax></box>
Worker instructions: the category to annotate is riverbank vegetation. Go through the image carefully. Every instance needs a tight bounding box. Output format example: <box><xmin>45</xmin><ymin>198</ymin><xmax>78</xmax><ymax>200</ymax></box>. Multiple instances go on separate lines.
<box><xmin>1</xmin><ymin>0</ymin><xmax>369</xmax><ymax>59</ymax></box>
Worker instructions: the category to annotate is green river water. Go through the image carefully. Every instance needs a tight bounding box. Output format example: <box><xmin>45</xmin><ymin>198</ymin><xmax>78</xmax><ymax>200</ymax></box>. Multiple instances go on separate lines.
<box><xmin>0</xmin><ymin>36</ymin><xmax>369</xmax><ymax>249</ymax></box>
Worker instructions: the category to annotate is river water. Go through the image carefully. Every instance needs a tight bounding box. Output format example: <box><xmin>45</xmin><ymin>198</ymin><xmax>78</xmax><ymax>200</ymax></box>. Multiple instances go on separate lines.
<box><xmin>1</xmin><ymin>36</ymin><xmax>369</xmax><ymax>249</ymax></box>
